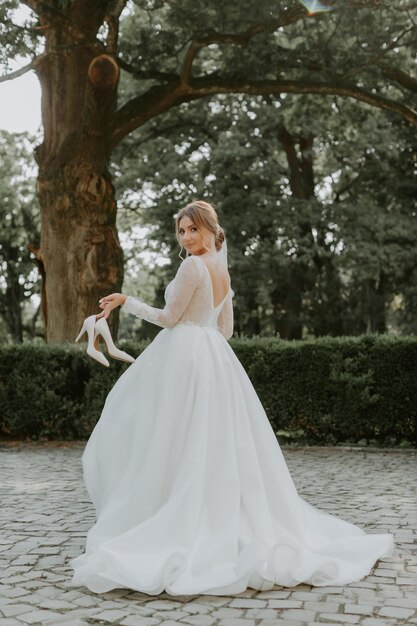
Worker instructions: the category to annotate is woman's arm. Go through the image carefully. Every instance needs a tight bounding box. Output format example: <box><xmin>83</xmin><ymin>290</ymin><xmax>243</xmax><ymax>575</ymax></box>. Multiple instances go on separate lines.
<box><xmin>98</xmin><ymin>256</ymin><xmax>201</xmax><ymax>328</ymax></box>
<box><xmin>217</xmin><ymin>289</ymin><xmax>234</xmax><ymax>340</ymax></box>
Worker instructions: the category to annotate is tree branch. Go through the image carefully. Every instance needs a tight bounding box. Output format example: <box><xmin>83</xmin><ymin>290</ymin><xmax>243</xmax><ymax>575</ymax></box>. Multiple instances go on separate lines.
<box><xmin>21</xmin><ymin>0</ymin><xmax>41</xmax><ymax>13</ymax></box>
<box><xmin>193</xmin><ymin>7</ymin><xmax>306</xmax><ymax>48</ymax></box>
<box><xmin>111</xmin><ymin>81</ymin><xmax>183</xmax><ymax>148</ymax></box>
<box><xmin>340</xmin><ymin>23</ymin><xmax>416</xmax><ymax>82</ymax></box>
<box><xmin>111</xmin><ymin>76</ymin><xmax>417</xmax><ymax>149</ymax></box>
<box><xmin>116</xmin><ymin>57</ymin><xmax>179</xmax><ymax>82</ymax></box>
<box><xmin>379</xmin><ymin>63</ymin><xmax>417</xmax><ymax>94</ymax></box>
<box><xmin>0</xmin><ymin>55</ymin><xmax>45</xmax><ymax>83</ymax></box>
<box><xmin>121</xmin><ymin>117</ymin><xmax>219</xmax><ymax>151</ymax></box>
<box><xmin>108</xmin><ymin>0</ymin><xmax>128</xmax><ymax>19</ymax></box>
<box><xmin>183</xmin><ymin>0</ymin><xmax>386</xmax><ymax>51</ymax></box>
<box><xmin>190</xmin><ymin>77</ymin><xmax>417</xmax><ymax>125</ymax></box>
<box><xmin>174</xmin><ymin>1</ymin><xmax>389</xmax><ymax>89</ymax></box>
<box><xmin>180</xmin><ymin>41</ymin><xmax>202</xmax><ymax>86</ymax></box>
<box><xmin>105</xmin><ymin>0</ymin><xmax>128</xmax><ymax>53</ymax></box>
<box><xmin>170</xmin><ymin>7</ymin><xmax>308</xmax><ymax>89</ymax></box>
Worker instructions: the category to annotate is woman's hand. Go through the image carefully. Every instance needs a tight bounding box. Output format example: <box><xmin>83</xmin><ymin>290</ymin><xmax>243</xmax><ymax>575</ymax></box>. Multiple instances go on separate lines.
<box><xmin>97</xmin><ymin>293</ymin><xmax>127</xmax><ymax>319</ymax></box>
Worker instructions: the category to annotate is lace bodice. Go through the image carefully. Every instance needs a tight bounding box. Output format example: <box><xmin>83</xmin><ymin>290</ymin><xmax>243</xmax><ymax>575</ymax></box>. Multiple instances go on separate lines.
<box><xmin>121</xmin><ymin>254</ymin><xmax>234</xmax><ymax>340</ymax></box>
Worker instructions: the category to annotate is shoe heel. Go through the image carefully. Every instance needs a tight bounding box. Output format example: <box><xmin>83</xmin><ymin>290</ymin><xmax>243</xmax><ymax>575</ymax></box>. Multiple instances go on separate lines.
<box><xmin>95</xmin><ymin>318</ymin><xmax>135</xmax><ymax>364</ymax></box>
<box><xmin>75</xmin><ymin>315</ymin><xmax>110</xmax><ymax>367</ymax></box>
<box><xmin>75</xmin><ymin>322</ymin><xmax>87</xmax><ymax>342</ymax></box>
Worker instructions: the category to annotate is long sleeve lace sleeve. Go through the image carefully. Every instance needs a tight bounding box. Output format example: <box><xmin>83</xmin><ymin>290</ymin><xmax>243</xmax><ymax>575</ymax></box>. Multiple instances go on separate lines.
<box><xmin>217</xmin><ymin>288</ymin><xmax>234</xmax><ymax>340</ymax></box>
<box><xmin>121</xmin><ymin>256</ymin><xmax>200</xmax><ymax>328</ymax></box>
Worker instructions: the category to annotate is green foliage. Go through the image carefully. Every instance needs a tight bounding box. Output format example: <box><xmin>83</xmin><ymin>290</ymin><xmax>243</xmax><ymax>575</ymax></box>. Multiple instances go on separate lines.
<box><xmin>0</xmin><ymin>341</ymin><xmax>141</xmax><ymax>439</ymax></box>
<box><xmin>0</xmin><ymin>130</ymin><xmax>41</xmax><ymax>343</ymax></box>
<box><xmin>113</xmin><ymin>86</ymin><xmax>417</xmax><ymax>339</ymax></box>
<box><xmin>235</xmin><ymin>334</ymin><xmax>417</xmax><ymax>446</ymax></box>
<box><xmin>0</xmin><ymin>335</ymin><xmax>416</xmax><ymax>445</ymax></box>
<box><xmin>0</xmin><ymin>1</ymin><xmax>39</xmax><ymax>69</ymax></box>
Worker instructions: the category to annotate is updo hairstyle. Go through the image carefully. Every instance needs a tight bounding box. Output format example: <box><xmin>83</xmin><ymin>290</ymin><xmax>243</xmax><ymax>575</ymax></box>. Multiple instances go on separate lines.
<box><xmin>175</xmin><ymin>200</ymin><xmax>225</xmax><ymax>260</ymax></box>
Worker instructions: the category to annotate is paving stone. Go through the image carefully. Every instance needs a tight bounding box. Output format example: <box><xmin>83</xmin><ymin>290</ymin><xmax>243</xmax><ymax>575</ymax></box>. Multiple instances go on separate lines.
<box><xmin>183</xmin><ymin>601</ymin><xmax>220</xmax><ymax>612</ymax></box>
<box><xmin>152</xmin><ymin>609</ymin><xmax>189</xmax><ymax>619</ymax></box>
<box><xmin>292</xmin><ymin>592</ymin><xmax>323</xmax><ymax>601</ymax></box>
<box><xmin>245</xmin><ymin>608</ymin><xmax>283</xmax><ymax>618</ymax></box>
<box><xmin>194</xmin><ymin>596</ymin><xmax>230</xmax><ymax>606</ymax></box>
<box><xmin>160</xmin><ymin>621</ymin><xmax>196</xmax><ymax>626</ymax></box>
<box><xmin>0</xmin><ymin>587</ymin><xmax>30</xmax><ymax>598</ymax></box>
<box><xmin>344</xmin><ymin>603</ymin><xmax>375</xmax><ymax>615</ymax></box>
<box><xmin>96</xmin><ymin>599</ymin><xmax>129</xmax><ymax>609</ymax></box>
<box><xmin>119</xmin><ymin>617</ymin><xmax>160</xmax><ymax>626</ymax></box>
<box><xmin>37</xmin><ymin>598</ymin><xmax>78</xmax><ymax>610</ymax></box>
<box><xmin>71</xmin><ymin>595</ymin><xmax>103</xmax><ymax>607</ymax></box>
<box><xmin>257</xmin><ymin>591</ymin><xmax>291</xmax><ymax>599</ymax></box>
<box><xmin>127</xmin><ymin>605</ymin><xmax>163</xmax><ymax>617</ymax></box>
<box><xmin>216</xmin><ymin>617</ymin><xmax>255</xmax><ymax>626</ymax></box>
<box><xmin>385</xmin><ymin>597</ymin><xmax>417</xmax><ymax>608</ymax></box>
<box><xmin>307</xmin><ymin>623</ymin><xmax>347</xmax><ymax>626</ymax></box>
<box><xmin>361</xmin><ymin>619</ymin><xmax>397</xmax><ymax>626</ymax></box>
<box><xmin>177</xmin><ymin>615</ymin><xmax>217</xmax><ymax>625</ymax></box>
<box><xmin>229</xmin><ymin>599</ymin><xmax>267</xmax><ymax>608</ymax></box>
<box><xmin>304</xmin><ymin>601</ymin><xmax>340</xmax><ymax>612</ymax></box>
<box><xmin>267</xmin><ymin>599</ymin><xmax>302</xmax><ymax>608</ymax></box>
<box><xmin>396</xmin><ymin>577</ymin><xmax>417</xmax><ymax>585</ymax></box>
<box><xmin>378</xmin><ymin>605</ymin><xmax>416</xmax><ymax>618</ymax></box>
<box><xmin>142</xmin><ymin>600</ymin><xmax>184</xmax><ymax>610</ymax></box>
<box><xmin>19</xmin><ymin>609</ymin><xmax>65</xmax><ymax>623</ymax></box>
<box><xmin>258</xmin><ymin>620</ymin><xmax>304</xmax><ymax>626</ymax></box>
<box><xmin>92</xmin><ymin>608</ymin><xmax>133</xmax><ymax>621</ymax></box>
<box><xmin>0</xmin><ymin>444</ymin><xmax>416</xmax><ymax>626</ymax></box>
<box><xmin>1</xmin><ymin>604</ymin><xmax>35</xmax><ymax>617</ymax></box>
<box><xmin>211</xmin><ymin>608</ymin><xmax>245</xmax><ymax>618</ymax></box>
<box><xmin>281</xmin><ymin>609</ymin><xmax>316</xmax><ymax>621</ymax></box>
<box><xmin>318</xmin><ymin>613</ymin><xmax>360</xmax><ymax>623</ymax></box>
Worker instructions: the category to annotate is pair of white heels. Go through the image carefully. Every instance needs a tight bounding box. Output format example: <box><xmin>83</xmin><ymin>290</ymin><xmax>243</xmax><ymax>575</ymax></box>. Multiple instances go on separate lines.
<box><xmin>75</xmin><ymin>315</ymin><xmax>135</xmax><ymax>367</ymax></box>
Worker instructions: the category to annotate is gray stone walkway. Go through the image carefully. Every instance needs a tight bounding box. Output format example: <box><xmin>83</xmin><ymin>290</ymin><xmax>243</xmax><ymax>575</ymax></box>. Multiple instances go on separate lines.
<box><xmin>0</xmin><ymin>443</ymin><xmax>416</xmax><ymax>626</ymax></box>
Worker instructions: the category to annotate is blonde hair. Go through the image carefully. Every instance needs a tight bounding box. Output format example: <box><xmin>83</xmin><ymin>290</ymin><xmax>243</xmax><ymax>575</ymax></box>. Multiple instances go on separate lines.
<box><xmin>175</xmin><ymin>200</ymin><xmax>225</xmax><ymax>260</ymax></box>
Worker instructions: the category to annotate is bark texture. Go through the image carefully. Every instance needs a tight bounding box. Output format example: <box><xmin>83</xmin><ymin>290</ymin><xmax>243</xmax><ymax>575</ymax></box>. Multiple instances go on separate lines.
<box><xmin>34</xmin><ymin>3</ymin><xmax>123</xmax><ymax>342</ymax></box>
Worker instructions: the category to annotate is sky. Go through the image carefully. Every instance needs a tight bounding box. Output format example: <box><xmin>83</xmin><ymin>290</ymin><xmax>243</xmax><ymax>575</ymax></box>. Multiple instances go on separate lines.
<box><xmin>0</xmin><ymin>4</ymin><xmax>41</xmax><ymax>134</ymax></box>
<box><xmin>0</xmin><ymin>0</ymin><xmax>322</xmax><ymax>135</ymax></box>
<box><xmin>0</xmin><ymin>70</ymin><xmax>41</xmax><ymax>134</ymax></box>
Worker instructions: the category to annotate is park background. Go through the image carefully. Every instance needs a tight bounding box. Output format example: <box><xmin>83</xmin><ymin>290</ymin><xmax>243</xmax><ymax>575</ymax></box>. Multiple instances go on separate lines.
<box><xmin>0</xmin><ymin>0</ymin><xmax>416</xmax><ymax>446</ymax></box>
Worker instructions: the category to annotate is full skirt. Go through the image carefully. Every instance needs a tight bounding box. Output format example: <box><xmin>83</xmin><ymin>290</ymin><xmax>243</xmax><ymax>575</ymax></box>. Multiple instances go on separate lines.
<box><xmin>69</xmin><ymin>323</ymin><xmax>394</xmax><ymax>595</ymax></box>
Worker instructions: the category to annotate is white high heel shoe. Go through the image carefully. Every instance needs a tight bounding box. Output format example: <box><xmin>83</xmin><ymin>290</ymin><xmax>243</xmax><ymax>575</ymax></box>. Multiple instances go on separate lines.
<box><xmin>75</xmin><ymin>315</ymin><xmax>110</xmax><ymax>367</ymax></box>
<box><xmin>94</xmin><ymin>318</ymin><xmax>136</xmax><ymax>364</ymax></box>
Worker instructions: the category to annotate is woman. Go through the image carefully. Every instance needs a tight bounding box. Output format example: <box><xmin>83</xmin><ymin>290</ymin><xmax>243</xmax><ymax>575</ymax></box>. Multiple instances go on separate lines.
<box><xmin>70</xmin><ymin>200</ymin><xmax>394</xmax><ymax>596</ymax></box>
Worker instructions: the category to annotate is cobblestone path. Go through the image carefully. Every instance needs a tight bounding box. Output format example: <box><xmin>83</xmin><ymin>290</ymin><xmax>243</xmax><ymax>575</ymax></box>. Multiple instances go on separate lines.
<box><xmin>0</xmin><ymin>444</ymin><xmax>416</xmax><ymax>626</ymax></box>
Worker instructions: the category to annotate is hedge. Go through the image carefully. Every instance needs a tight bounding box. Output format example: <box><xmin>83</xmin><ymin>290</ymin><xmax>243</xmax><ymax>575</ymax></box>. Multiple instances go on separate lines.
<box><xmin>0</xmin><ymin>334</ymin><xmax>416</xmax><ymax>446</ymax></box>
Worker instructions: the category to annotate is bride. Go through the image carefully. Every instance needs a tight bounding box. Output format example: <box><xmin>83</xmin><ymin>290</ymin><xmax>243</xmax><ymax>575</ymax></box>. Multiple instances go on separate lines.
<box><xmin>70</xmin><ymin>200</ymin><xmax>394</xmax><ymax>596</ymax></box>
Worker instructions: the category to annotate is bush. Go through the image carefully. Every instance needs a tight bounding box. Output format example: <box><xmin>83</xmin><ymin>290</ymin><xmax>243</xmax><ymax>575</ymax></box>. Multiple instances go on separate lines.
<box><xmin>0</xmin><ymin>334</ymin><xmax>416</xmax><ymax>445</ymax></box>
<box><xmin>237</xmin><ymin>334</ymin><xmax>417</xmax><ymax>446</ymax></box>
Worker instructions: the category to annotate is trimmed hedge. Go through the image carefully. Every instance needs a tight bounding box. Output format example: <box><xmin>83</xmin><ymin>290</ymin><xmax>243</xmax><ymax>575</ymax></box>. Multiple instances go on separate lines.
<box><xmin>0</xmin><ymin>334</ymin><xmax>416</xmax><ymax>445</ymax></box>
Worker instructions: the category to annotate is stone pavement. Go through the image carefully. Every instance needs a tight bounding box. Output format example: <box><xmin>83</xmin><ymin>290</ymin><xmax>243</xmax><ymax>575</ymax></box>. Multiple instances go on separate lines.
<box><xmin>0</xmin><ymin>443</ymin><xmax>416</xmax><ymax>626</ymax></box>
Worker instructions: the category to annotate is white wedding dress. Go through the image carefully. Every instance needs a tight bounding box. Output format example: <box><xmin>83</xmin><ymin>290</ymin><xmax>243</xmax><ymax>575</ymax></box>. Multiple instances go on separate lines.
<box><xmin>70</xmin><ymin>252</ymin><xmax>394</xmax><ymax>596</ymax></box>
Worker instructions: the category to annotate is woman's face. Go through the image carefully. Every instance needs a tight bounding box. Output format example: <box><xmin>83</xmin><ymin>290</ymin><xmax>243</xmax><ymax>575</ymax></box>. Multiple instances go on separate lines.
<box><xmin>178</xmin><ymin>216</ymin><xmax>211</xmax><ymax>255</ymax></box>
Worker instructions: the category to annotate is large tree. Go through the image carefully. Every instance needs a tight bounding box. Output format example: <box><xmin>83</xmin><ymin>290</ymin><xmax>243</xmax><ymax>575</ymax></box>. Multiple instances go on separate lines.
<box><xmin>1</xmin><ymin>0</ymin><xmax>416</xmax><ymax>342</ymax></box>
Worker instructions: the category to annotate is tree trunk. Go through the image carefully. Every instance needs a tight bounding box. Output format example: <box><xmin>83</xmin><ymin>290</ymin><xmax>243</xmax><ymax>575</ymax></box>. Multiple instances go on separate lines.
<box><xmin>277</xmin><ymin>126</ymin><xmax>315</xmax><ymax>339</ymax></box>
<box><xmin>37</xmin><ymin>162</ymin><xmax>123</xmax><ymax>343</ymax></box>
<box><xmin>34</xmin><ymin>6</ymin><xmax>123</xmax><ymax>343</ymax></box>
<box><xmin>2</xmin><ymin>251</ymin><xmax>23</xmax><ymax>343</ymax></box>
